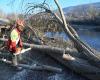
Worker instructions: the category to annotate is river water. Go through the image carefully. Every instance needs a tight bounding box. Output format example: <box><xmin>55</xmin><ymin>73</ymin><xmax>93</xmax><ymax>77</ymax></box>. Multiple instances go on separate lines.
<box><xmin>45</xmin><ymin>27</ymin><xmax>100</xmax><ymax>51</ymax></box>
<box><xmin>0</xmin><ymin>25</ymin><xmax>100</xmax><ymax>80</ymax></box>
<box><xmin>78</xmin><ymin>30</ymin><xmax>100</xmax><ymax>51</ymax></box>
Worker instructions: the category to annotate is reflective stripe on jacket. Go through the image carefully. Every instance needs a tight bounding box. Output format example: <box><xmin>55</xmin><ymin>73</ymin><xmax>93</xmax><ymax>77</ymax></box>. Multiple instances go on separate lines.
<box><xmin>7</xmin><ymin>28</ymin><xmax>22</xmax><ymax>53</ymax></box>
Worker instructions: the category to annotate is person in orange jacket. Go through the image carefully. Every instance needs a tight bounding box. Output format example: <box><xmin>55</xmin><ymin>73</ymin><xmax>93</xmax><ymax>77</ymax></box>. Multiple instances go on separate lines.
<box><xmin>7</xmin><ymin>19</ymin><xmax>25</xmax><ymax>66</ymax></box>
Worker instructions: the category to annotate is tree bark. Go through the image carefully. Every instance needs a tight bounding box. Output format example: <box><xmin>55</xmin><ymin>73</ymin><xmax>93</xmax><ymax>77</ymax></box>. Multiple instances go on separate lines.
<box><xmin>47</xmin><ymin>52</ymin><xmax>100</xmax><ymax>80</ymax></box>
<box><xmin>0</xmin><ymin>38</ymin><xmax>99</xmax><ymax>60</ymax></box>
<box><xmin>1</xmin><ymin>38</ymin><xmax>100</xmax><ymax>80</ymax></box>
<box><xmin>0</xmin><ymin>58</ymin><xmax>62</xmax><ymax>73</ymax></box>
<box><xmin>53</xmin><ymin>0</ymin><xmax>100</xmax><ymax>68</ymax></box>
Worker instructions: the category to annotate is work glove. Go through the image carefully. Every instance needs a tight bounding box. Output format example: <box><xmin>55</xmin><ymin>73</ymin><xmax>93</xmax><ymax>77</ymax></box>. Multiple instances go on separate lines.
<box><xmin>14</xmin><ymin>47</ymin><xmax>22</xmax><ymax>55</ymax></box>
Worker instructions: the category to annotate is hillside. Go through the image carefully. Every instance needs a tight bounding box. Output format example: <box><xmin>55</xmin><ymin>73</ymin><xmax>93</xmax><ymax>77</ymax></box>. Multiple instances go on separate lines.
<box><xmin>63</xmin><ymin>2</ymin><xmax>100</xmax><ymax>14</ymax></box>
<box><xmin>63</xmin><ymin>2</ymin><xmax>100</xmax><ymax>25</ymax></box>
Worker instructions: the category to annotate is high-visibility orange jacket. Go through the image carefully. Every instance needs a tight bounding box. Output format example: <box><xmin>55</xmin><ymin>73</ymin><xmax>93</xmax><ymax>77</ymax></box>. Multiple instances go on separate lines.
<box><xmin>7</xmin><ymin>28</ymin><xmax>23</xmax><ymax>53</ymax></box>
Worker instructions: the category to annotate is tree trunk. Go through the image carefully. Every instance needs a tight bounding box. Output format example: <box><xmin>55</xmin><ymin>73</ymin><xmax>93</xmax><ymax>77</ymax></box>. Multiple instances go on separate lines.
<box><xmin>47</xmin><ymin>52</ymin><xmax>100</xmax><ymax>80</ymax></box>
<box><xmin>53</xmin><ymin>0</ymin><xmax>100</xmax><ymax>68</ymax></box>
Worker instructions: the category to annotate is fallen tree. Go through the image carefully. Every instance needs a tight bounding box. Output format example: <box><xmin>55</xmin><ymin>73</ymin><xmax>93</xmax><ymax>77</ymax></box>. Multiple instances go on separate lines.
<box><xmin>47</xmin><ymin>51</ymin><xmax>100</xmax><ymax>80</ymax></box>
<box><xmin>0</xmin><ymin>38</ymin><xmax>100</xmax><ymax>65</ymax></box>
<box><xmin>25</xmin><ymin>0</ymin><xmax>100</xmax><ymax>68</ymax></box>
<box><xmin>0</xmin><ymin>58</ymin><xmax>62</xmax><ymax>73</ymax></box>
<box><xmin>0</xmin><ymin>38</ymin><xmax>100</xmax><ymax>80</ymax></box>
<box><xmin>53</xmin><ymin>0</ymin><xmax>100</xmax><ymax>68</ymax></box>
<box><xmin>1</xmin><ymin>0</ymin><xmax>100</xmax><ymax>79</ymax></box>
